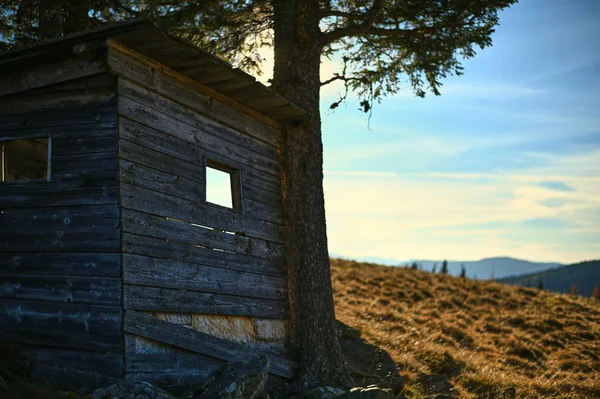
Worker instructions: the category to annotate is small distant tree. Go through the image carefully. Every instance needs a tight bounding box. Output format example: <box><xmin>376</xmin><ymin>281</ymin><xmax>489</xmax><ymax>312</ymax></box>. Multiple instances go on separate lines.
<box><xmin>537</xmin><ymin>278</ymin><xmax>544</xmax><ymax>291</ymax></box>
<box><xmin>440</xmin><ymin>260</ymin><xmax>449</xmax><ymax>274</ymax></box>
<box><xmin>460</xmin><ymin>264</ymin><xmax>467</xmax><ymax>279</ymax></box>
<box><xmin>570</xmin><ymin>283</ymin><xmax>579</xmax><ymax>296</ymax></box>
<box><xmin>411</xmin><ymin>262</ymin><xmax>418</xmax><ymax>270</ymax></box>
<box><xmin>432</xmin><ymin>264</ymin><xmax>437</xmax><ymax>274</ymax></box>
<box><xmin>591</xmin><ymin>284</ymin><xmax>599</xmax><ymax>300</ymax></box>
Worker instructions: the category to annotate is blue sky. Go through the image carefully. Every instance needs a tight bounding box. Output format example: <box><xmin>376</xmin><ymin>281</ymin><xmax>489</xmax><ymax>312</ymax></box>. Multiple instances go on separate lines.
<box><xmin>260</xmin><ymin>0</ymin><xmax>600</xmax><ymax>264</ymax></box>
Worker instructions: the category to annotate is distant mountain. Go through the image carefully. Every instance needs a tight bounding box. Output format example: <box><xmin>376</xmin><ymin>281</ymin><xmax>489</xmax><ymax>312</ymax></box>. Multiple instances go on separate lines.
<box><xmin>500</xmin><ymin>260</ymin><xmax>600</xmax><ymax>296</ymax></box>
<box><xmin>349</xmin><ymin>256</ymin><xmax>563</xmax><ymax>280</ymax></box>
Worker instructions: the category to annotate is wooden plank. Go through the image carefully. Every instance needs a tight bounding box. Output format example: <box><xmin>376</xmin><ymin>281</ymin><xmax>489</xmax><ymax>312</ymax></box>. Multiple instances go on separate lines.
<box><xmin>124</xmin><ymin>311</ymin><xmax>295</xmax><ymax>379</ymax></box>
<box><xmin>119</xmin><ymin>78</ymin><xmax>279</xmax><ymax>160</ymax></box>
<box><xmin>0</xmin><ymin>56</ymin><xmax>108</xmax><ymax>97</ymax></box>
<box><xmin>0</xmin><ymin>105</ymin><xmax>116</xmax><ymax>131</ymax></box>
<box><xmin>0</xmin><ymin>299</ymin><xmax>122</xmax><ymax>352</ymax></box>
<box><xmin>53</xmin><ymin>151</ymin><xmax>117</xmax><ymax>174</ymax></box>
<box><xmin>0</xmin><ymin>170</ymin><xmax>117</xmax><ymax>194</ymax></box>
<box><xmin>0</xmin><ymin>252</ymin><xmax>121</xmax><ymax>276</ymax></box>
<box><xmin>0</xmin><ymin>88</ymin><xmax>117</xmax><ymax>117</ymax></box>
<box><xmin>120</xmin><ymin>184</ymin><xmax>284</xmax><ymax>246</ymax></box>
<box><xmin>122</xmin><ymin>233</ymin><xmax>284</xmax><ymax>278</ymax></box>
<box><xmin>52</xmin><ymin>135</ymin><xmax>117</xmax><ymax>156</ymax></box>
<box><xmin>126</xmin><ymin>353</ymin><xmax>222</xmax><ymax>374</ymax></box>
<box><xmin>121</xmin><ymin>207</ymin><xmax>283</xmax><ymax>260</ymax></box>
<box><xmin>123</xmin><ymin>254</ymin><xmax>287</xmax><ymax>300</ymax></box>
<box><xmin>0</xmin><ymin>205</ymin><xmax>119</xmax><ymax>231</ymax></box>
<box><xmin>118</xmin><ymin>118</ymin><xmax>281</xmax><ymax>195</ymax></box>
<box><xmin>118</xmin><ymin>96</ymin><xmax>280</xmax><ymax>179</ymax></box>
<box><xmin>119</xmin><ymin>137</ymin><xmax>204</xmax><ymax>184</ymax></box>
<box><xmin>25</xmin><ymin>347</ymin><xmax>123</xmax><ymax>378</ymax></box>
<box><xmin>124</xmin><ymin>285</ymin><xmax>288</xmax><ymax>319</ymax></box>
<box><xmin>120</xmin><ymin>159</ymin><xmax>204</xmax><ymax>203</ymax></box>
<box><xmin>107</xmin><ymin>42</ymin><xmax>283</xmax><ymax>145</ymax></box>
<box><xmin>0</xmin><ymin>123</ymin><xmax>117</xmax><ymax>142</ymax></box>
<box><xmin>244</xmin><ymin>197</ymin><xmax>283</xmax><ymax>225</ymax></box>
<box><xmin>0</xmin><ymin>228</ymin><xmax>120</xmax><ymax>252</ymax></box>
<box><xmin>0</xmin><ymin>186</ymin><xmax>118</xmax><ymax>208</ymax></box>
<box><xmin>0</xmin><ymin>275</ymin><xmax>121</xmax><ymax>305</ymax></box>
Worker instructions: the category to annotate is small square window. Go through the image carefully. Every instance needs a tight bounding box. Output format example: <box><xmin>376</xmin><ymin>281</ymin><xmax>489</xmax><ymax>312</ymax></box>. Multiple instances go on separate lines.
<box><xmin>1</xmin><ymin>138</ymin><xmax>50</xmax><ymax>183</ymax></box>
<box><xmin>205</xmin><ymin>159</ymin><xmax>242</xmax><ymax>211</ymax></box>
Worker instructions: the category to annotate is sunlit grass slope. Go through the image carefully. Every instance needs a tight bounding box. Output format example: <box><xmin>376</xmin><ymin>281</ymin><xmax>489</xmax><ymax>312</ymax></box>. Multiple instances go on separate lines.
<box><xmin>331</xmin><ymin>258</ymin><xmax>600</xmax><ymax>399</ymax></box>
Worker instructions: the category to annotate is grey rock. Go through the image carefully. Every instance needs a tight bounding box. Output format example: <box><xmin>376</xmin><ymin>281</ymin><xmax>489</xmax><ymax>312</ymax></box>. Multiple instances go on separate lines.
<box><xmin>293</xmin><ymin>386</ymin><xmax>347</xmax><ymax>399</ymax></box>
<box><xmin>91</xmin><ymin>381</ymin><xmax>176</xmax><ymax>399</ymax></box>
<box><xmin>339</xmin><ymin>385</ymin><xmax>393</xmax><ymax>399</ymax></box>
<box><xmin>337</xmin><ymin>321</ymin><xmax>404</xmax><ymax>395</ymax></box>
<box><xmin>194</xmin><ymin>355</ymin><xmax>269</xmax><ymax>399</ymax></box>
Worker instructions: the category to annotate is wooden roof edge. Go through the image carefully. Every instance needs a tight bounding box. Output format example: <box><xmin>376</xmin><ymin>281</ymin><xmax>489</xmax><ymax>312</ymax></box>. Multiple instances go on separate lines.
<box><xmin>0</xmin><ymin>18</ymin><xmax>308</xmax><ymax>125</ymax></box>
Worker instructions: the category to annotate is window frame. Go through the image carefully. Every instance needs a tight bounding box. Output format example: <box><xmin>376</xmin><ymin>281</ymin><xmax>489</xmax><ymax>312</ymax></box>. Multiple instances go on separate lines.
<box><xmin>0</xmin><ymin>136</ymin><xmax>52</xmax><ymax>183</ymax></box>
<box><xmin>204</xmin><ymin>158</ymin><xmax>243</xmax><ymax>212</ymax></box>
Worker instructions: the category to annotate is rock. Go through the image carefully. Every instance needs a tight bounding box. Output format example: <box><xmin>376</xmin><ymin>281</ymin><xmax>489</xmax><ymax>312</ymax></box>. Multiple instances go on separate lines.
<box><xmin>293</xmin><ymin>386</ymin><xmax>347</xmax><ymax>399</ymax></box>
<box><xmin>336</xmin><ymin>321</ymin><xmax>404</xmax><ymax>394</ymax></box>
<box><xmin>194</xmin><ymin>355</ymin><xmax>269</xmax><ymax>399</ymax></box>
<box><xmin>339</xmin><ymin>385</ymin><xmax>393</xmax><ymax>399</ymax></box>
<box><xmin>423</xmin><ymin>395</ymin><xmax>454</xmax><ymax>399</ymax></box>
<box><xmin>0</xmin><ymin>375</ymin><xmax>6</xmax><ymax>392</ymax></box>
<box><xmin>91</xmin><ymin>381</ymin><xmax>176</xmax><ymax>399</ymax></box>
<box><xmin>416</xmin><ymin>373</ymin><xmax>453</xmax><ymax>396</ymax></box>
<box><xmin>336</xmin><ymin>320</ymin><xmax>362</xmax><ymax>340</ymax></box>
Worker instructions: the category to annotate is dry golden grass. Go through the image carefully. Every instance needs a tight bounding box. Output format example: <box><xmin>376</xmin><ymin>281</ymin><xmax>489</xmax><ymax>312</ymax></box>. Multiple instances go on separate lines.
<box><xmin>331</xmin><ymin>258</ymin><xmax>600</xmax><ymax>399</ymax></box>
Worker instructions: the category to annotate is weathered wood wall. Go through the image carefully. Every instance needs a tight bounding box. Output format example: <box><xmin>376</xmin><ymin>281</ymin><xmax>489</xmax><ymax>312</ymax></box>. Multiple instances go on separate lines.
<box><xmin>0</xmin><ymin>63</ymin><xmax>123</xmax><ymax>388</ymax></box>
<box><xmin>109</xmin><ymin>43</ymin><xmax>292</xmax><ymax>385</ymax></box>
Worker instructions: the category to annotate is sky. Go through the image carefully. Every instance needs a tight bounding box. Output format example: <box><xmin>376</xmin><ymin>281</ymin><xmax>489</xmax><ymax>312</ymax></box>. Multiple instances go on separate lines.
<box><xmin>255</xmin><ymin>0</ymin><xmax>600</xmax><ymax>264</ymax></box>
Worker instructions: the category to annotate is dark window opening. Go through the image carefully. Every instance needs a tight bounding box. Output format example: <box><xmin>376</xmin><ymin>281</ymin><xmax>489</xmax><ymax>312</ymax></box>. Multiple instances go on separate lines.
<box><xmin>1</xmin><ymin>138</ymin><xmax>50</xmax><ymax>183</ymax></box>
<box><xmin>205</xmin><ymin>159</ymin><xmax>242</xmax><ymax>211</ymax></box>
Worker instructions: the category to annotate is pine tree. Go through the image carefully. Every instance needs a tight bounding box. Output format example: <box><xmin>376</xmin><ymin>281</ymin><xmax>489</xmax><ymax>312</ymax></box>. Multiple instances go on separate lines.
<box><xmin>537</xmin><ymin>278</ymin><xmax>544</xmax><ymax>291</ymax></box>
<box><xmin>0</xmin><ymin>0</ymin><xmax>519</xmax><ymax>386</ymax></box>
<box><xmin>411</xmin><ymin>262</ymin><xmax>418</xmax><ymax>270</ymax></box>
<box><xmin>440</xmin><ymin>260</ymin><xmax>449</xmax><ymax>274</ymax></box>
<box><xmin>460</xmin><ymin>264</ymin><xmax>467</xmax><ymax>279</ymax></box>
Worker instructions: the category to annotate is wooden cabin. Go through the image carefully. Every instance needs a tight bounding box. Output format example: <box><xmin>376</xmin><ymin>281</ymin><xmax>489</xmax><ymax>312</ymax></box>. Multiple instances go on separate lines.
<box><xmin>0</xmin><ymin>19</ymin><xmax>306</xmax><ymax>391</ymax></box>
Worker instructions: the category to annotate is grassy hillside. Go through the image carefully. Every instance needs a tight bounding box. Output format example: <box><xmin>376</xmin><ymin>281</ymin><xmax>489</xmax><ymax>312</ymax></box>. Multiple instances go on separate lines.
<box><xmin>500</xmin><ymin>260</ymin><xmax>600</xmax><ymax>297</ymax></box>
<box><xmin>331</xmin><ymin>258</ymin><xmax>600</xmax><ymax>399</ymax></box>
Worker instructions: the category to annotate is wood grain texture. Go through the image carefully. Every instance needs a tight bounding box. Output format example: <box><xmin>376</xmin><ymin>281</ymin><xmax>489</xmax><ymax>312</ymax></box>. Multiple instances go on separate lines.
<box><xmin>120</xmin><ymin>207</ymin><xmax>283</xmax><ymax>260</ymax></box>
<box><xmin>0</xmin><ymin>299</ymin><xmax>122</xmax><ymax>352</ymax></box>
<box><xmin>0</xmin><ymin>56</ymin><xmax>107</xmax><ymax>97</ymax></box>
<box><xmin>0</xmin><ymin>275</ymin><xmax>121</xmax><ymax>305</ymax></box>
<box><xmin>123</xmin><ymin>253</ymin><xmax>287</xmax><ymax>300</ymax></box>
<box><xmin>122</xmin><ymin>233</ymin><xmax>284</xmax><ymax>278</ymax></box>
<box><xmin>0</xmin><ymin>252</ymin><xmax>121</xmax><ymax>276</ymax></box>
<box><xmin>108</xmin><ymin>43</ymin><xmax>283</xmax><ymax>144</ymax></box>
<box><xmin>124</xmin><ymin>311</ymin><xmax>295</xmax><ymax>378</ymax></box>
<box><xmin>120</xmin><ymin>184</ymin><xmax>283</xmax><ymax>246</ymax></box>
<box><xmin>124</xmin><ymin>285</ymin><xmax>288</xmax><ymax>319</ymax></box>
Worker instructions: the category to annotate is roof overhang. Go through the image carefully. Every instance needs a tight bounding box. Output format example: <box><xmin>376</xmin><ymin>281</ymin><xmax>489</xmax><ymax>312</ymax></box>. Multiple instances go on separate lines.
<box><xmin>0</xmin><ymin>18</ymin><xmax>307</xmax><ymax>124</ymax></box>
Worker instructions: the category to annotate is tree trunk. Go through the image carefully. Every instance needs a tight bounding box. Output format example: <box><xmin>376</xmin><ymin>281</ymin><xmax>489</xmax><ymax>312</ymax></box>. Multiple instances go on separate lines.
<box><xmin>272</xmin><ymin>0</ymin><xmax>352</xmax><ymax>388</ymax></box>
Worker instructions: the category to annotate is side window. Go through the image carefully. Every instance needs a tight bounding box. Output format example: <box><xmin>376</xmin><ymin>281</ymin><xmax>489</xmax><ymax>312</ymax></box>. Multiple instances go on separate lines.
<box><xmin>205</xmin><ymin>158</ymin><xmax>242</xmax><ymax>211</ymax></box>
<box><xmin>1</xmin><ymin>137</ymin><xmax>51</xmax><ymax>183</ymax></box>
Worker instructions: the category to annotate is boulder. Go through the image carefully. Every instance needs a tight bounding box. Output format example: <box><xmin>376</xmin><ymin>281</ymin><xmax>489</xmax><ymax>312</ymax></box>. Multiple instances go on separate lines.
<box><xmin>336</xmin><ymin>321</ymin><xmax>404</xmax><ymax>394</ymax></box>
<box><xmin>194</xmin><ymin>355</ymin><xmax>269</xmax><ymax>399</ymax></box>
<box><xmin>91</xmin><ymin>381</ymin><xmax>176</xmax><ymax>399</ymax></box>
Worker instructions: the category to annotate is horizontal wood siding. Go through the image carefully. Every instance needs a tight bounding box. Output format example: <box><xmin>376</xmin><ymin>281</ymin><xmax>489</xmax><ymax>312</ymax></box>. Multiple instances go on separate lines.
<box><xmin>0</xmin><ymin>68</ymin><xmax>123</xmax><ymax>384</ymax></box>
<box><xmin>114</xmin><ymin>50</ymin><xmax>288</xmax><ymax>316</ymax></box>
